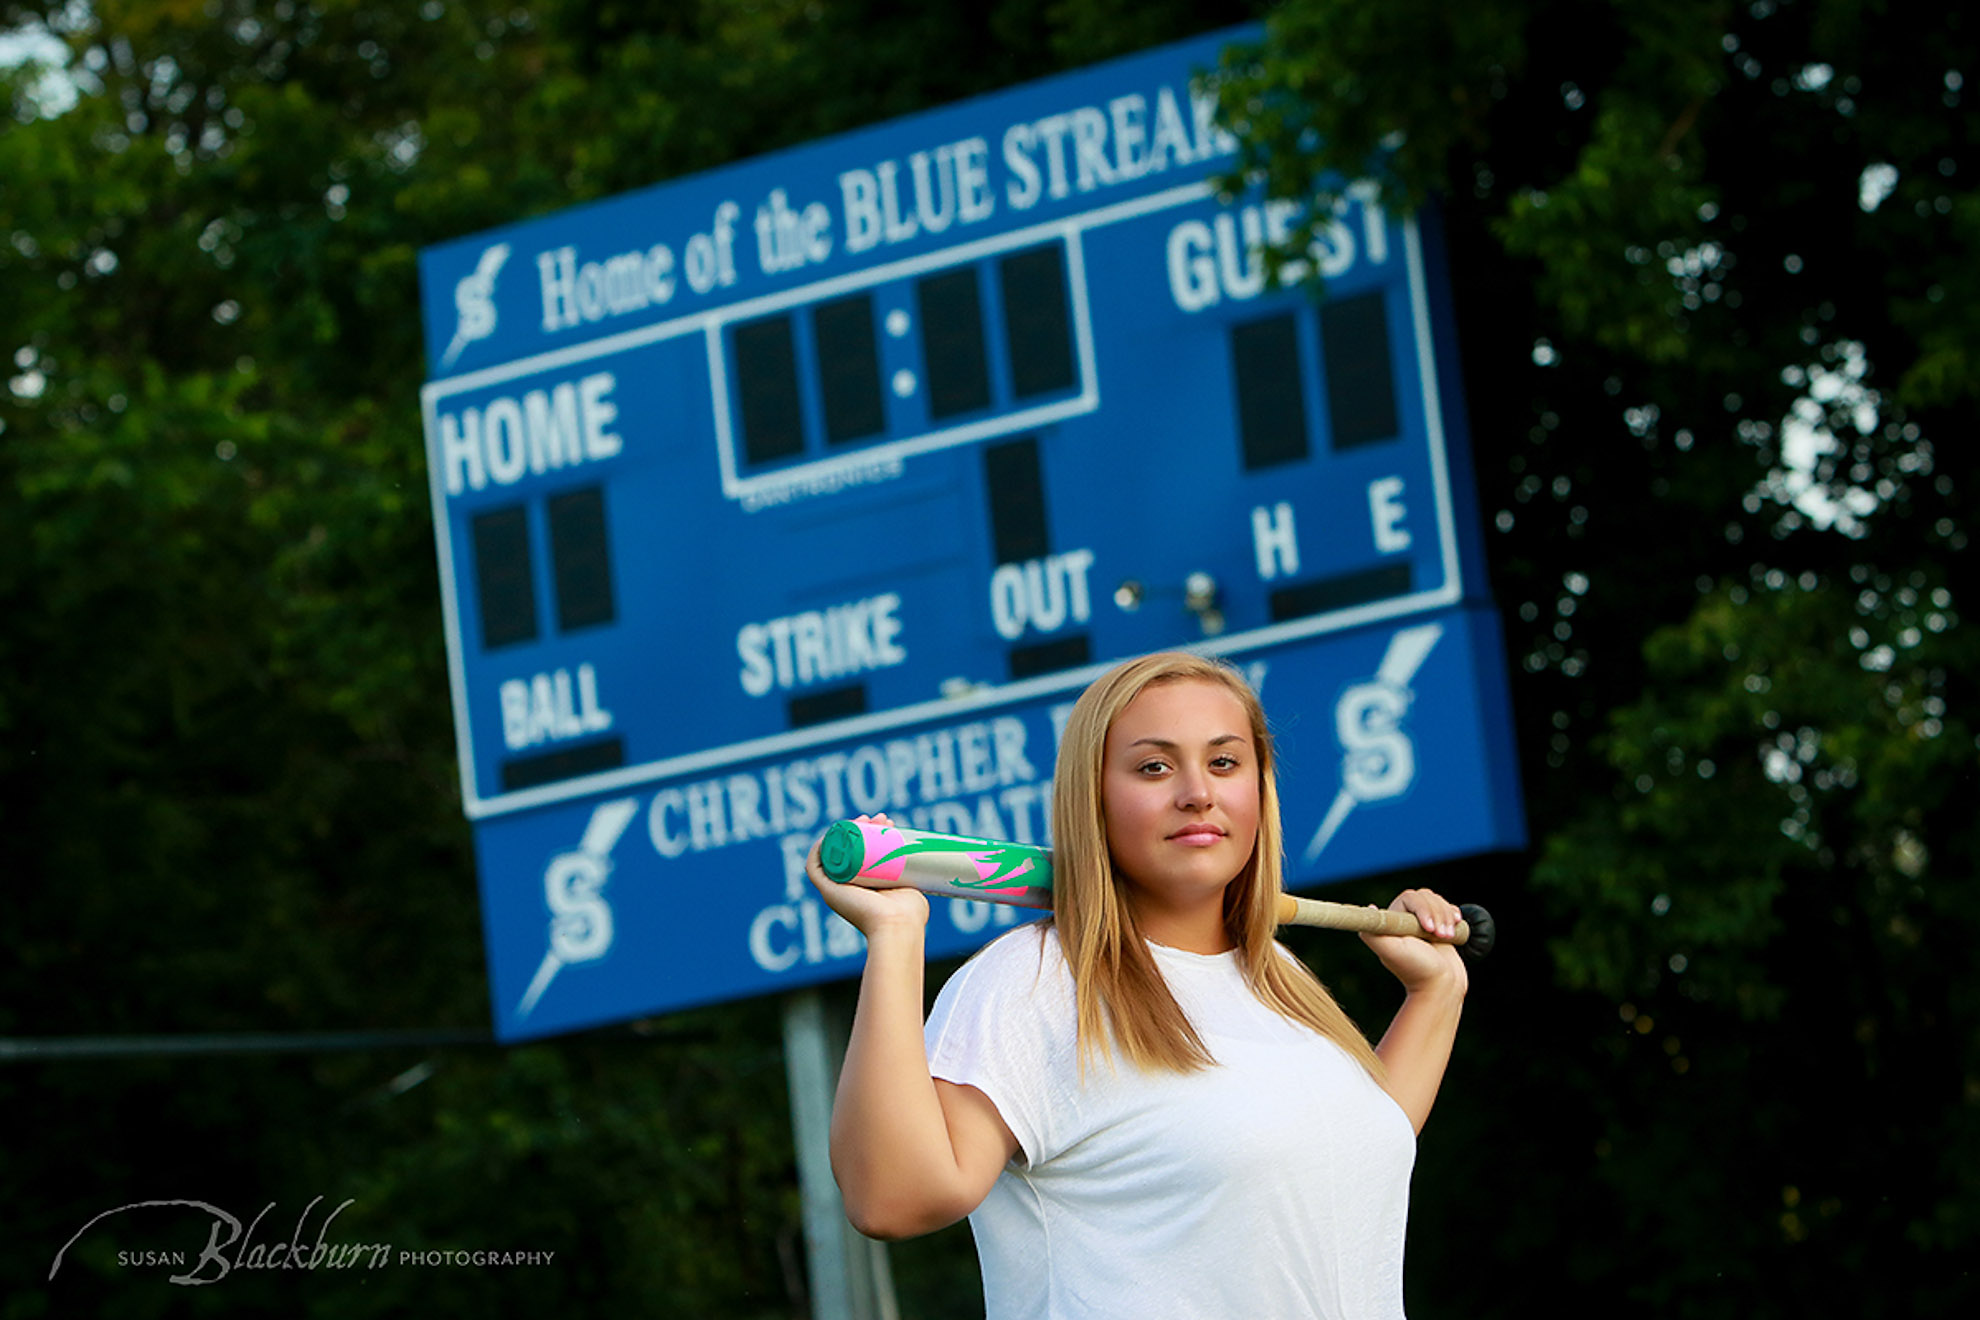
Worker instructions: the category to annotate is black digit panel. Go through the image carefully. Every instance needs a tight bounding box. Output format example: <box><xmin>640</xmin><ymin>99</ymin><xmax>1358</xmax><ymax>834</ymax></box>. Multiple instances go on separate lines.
<box><xmin>501</xmin><ymin>738</ymin><xmax>626</xmax><ymax>792</ymax></box>
<box><xmin>547</xmin><ymin>485</ymin><xmax>615</xmax><ymax>632</ymax></box>
<box><xmin>1008</xmin><ymin>635</ymin><xmax>1089</xmax><ymax>679</ymax></box>
<box><xmin>471</xmin><ymin>504</ymin><xmax>538</xmax><ymax>649</ymax></box>
<box><xmin>917</xmin><ymin>267</ymin><xmax>991</xmax><ymax>419</ymax></box>
<box><xmin>734</xmin><ymin>314</ymin><xmax>806</xmax><ymax>463</ymax></box>
<box><xmin>1269</xmin><ymin>563</ymin><xmax>1414</xmax><ymax>621</ymax></box>
<box><xmin>1231</xmin><ymin>312</ymin><xmax>1310</xmax><ymax>470</ymax></box>
<box><xmin>789</xmin><ymin>684</ymin><xmax>867</xmax><ymax>728</ymax></box>
<box><xmin>813</xmin><ymin>293</ymin><xmax>886</xmax><ymax>444</ymax></box>
<box><xmin>1000</xmin><ymin>244</ymin><xmax>1076</xmax><ymax>399</ymax></box>
<box><xmin>1320</xmin><ymin>291</ymin><xmax>1399</xmax><ymax>449</ymax></box>
<box><xmin>984</xmin><ymin>436</ymin><xmax>1050</xmax><ymax>565</ymax></box>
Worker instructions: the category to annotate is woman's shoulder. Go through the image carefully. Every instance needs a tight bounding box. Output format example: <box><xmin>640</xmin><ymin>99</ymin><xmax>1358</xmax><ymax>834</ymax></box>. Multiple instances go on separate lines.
<box><xmin>935</xmin><ymin>922</ymin><xmax>1070</xmax><ymax>1011</ymax></box>
<box><xmin>930</xmin><ymin>918</ymin><xmax>1085</xmax><ymax>1084</ymax></box>
<box><xmin>960</xmin><ymin>920</ymin><xmax>1063</xmax><ymax>979</ymax></box>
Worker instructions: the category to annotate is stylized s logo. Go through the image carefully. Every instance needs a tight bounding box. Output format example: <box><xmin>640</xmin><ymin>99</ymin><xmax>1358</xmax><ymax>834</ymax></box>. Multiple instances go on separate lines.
<box><xmin>440</xmin><ymin>243</ymin><xmax>511</xmax><ymax>369</ymax></box>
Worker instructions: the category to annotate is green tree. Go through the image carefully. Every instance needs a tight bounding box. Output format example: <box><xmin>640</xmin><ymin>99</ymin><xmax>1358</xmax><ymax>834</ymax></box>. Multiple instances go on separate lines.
<box><xmin>1217</xmin><ymin>0</ymin><xmax>1976</xmax><ymax>1313</ymax></box>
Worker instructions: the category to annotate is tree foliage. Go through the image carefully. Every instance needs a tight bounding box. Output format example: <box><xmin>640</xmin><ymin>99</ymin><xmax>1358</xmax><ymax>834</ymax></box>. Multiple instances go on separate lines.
<box><xmin>2</xmin><ymin>0</ymin><xmax>1974</xmax><ymax>1315</ymax></box>
<box><xmin>1219</xmin><ymin>0</ymin><xmax>1977</xmax><ymax>1312</ymax></box>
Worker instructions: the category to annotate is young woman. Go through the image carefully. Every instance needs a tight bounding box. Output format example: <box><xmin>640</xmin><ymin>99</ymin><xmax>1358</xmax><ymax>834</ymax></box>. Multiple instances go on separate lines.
<box><xmin>805</xmin><ymin>651</ymin><xmax>1468</xmax><ymax>1318</ymax></box>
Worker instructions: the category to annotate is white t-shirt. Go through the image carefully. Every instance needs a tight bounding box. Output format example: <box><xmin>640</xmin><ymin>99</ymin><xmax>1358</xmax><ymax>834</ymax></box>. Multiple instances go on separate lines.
<box><xmin>925</xmin><ymin>925</ymin><xmax>1415</xmax><ymax>1320</ymax></box>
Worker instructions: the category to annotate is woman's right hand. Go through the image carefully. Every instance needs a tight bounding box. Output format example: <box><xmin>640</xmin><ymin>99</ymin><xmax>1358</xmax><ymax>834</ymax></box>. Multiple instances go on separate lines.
<box><xmin>805</xmin><ymin>813</ymin><xmax>1015</xmax><ymax>1239</ymax></box>
<box><xmin>804</xmin><ymin>814</ymin><xmax>931</xmax><ymax>935</ymax></box>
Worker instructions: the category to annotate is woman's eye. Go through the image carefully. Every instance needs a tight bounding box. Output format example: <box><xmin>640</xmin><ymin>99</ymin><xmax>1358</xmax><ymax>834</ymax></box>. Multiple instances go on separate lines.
<box><xmin>1137</xmin><ymin>759</ymin><xmax>1170</xmax><ymax>775</ymax></box>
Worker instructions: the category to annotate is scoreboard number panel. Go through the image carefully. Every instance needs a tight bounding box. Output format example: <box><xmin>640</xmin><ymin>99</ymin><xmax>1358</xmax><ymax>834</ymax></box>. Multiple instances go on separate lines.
<box><xmin>417</xmin><ymin>25</ymin><xmax>1525</xmax><ymax>1038</ymax></box>
<box><xmin>709</xmin><ymin>225</ymin><xmax>1101</xmax><ymax>508</ymax></box>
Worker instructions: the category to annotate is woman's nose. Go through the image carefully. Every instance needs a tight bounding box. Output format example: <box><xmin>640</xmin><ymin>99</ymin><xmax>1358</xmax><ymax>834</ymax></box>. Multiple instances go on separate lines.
<box><xmin>1174</xmin><ymin>766</ymin><xmax>1212</xmax><ymax>810</ymax></box>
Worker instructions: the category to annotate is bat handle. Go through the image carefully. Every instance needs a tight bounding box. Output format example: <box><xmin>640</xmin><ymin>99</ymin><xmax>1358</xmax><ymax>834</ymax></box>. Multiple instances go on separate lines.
<box><xmin>1276</xmin><ymin>896</ymin><xmax>1496</xmax><ymax>961</ymax></box>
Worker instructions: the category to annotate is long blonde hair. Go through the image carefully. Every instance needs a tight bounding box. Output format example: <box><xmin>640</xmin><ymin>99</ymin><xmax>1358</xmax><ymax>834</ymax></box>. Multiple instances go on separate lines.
<box><xmin>1049</xmin><ymin>652</ymin><xmax>1385</xmax><ymax>1080</ymax></box>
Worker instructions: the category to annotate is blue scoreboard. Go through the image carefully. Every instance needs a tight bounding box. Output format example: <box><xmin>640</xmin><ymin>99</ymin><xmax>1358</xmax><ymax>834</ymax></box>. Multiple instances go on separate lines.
<box><xmin>417</xmin><ymin>27</ymin><xmax>1525</xmax><ymax>1041</ymax></box>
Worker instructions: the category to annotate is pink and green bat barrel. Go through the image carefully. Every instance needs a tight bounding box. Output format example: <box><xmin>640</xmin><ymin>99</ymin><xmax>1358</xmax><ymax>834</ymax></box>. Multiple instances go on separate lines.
<box><xmin>816</xmin><ymin>820</ymin><xmax>1054</xmax><ymax>909</ymax></box>
<box><xmin>817</xmin><ymin>820</ymin><xmax>1494</xmax><ymax>958</ymax></box>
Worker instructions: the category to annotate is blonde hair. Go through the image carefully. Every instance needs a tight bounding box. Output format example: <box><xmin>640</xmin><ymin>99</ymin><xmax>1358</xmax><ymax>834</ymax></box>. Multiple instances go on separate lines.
<box><xmin>1049</xmin><ymin>652</ymin><xmax>1385</xmax><ymax>1080</ymax></box>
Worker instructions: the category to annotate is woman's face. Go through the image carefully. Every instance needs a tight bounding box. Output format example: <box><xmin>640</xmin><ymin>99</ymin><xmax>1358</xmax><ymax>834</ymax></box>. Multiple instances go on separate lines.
<box><xmin>1100</xmin><ymin>678</ymin><xmax>1262</xmax><ymax>923</ymax></box>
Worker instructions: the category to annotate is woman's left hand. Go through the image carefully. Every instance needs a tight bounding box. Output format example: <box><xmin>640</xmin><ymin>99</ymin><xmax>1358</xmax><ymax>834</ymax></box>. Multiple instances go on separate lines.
<box><xmin>1360</xmin><ymin>887</ymin><xmax>1469</xmax><ymax>995</ymax></box>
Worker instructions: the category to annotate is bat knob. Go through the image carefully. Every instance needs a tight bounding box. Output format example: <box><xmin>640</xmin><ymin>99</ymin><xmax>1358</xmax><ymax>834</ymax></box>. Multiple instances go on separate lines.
<box><xmin>817</xmin><ymin>820</ymin><xmax>868</xmax><ymax>884</ymax></box>
<box><xmin>1457</xmin><ymin>904</ymin><xmax>1495</xmax><ymax>961</ymax></box>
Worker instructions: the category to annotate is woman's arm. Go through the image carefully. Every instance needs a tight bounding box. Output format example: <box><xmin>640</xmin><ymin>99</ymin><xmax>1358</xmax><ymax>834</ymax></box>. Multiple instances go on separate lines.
<box><xmin>807</xmin><ymin>821</ymin><xmax>1018</xmax><ymax>1239</ymax></box>
<box><xmin>1361</xmin><ymin>887</ymin><xmax>1469</xmax><ymax>1134</ymax></box>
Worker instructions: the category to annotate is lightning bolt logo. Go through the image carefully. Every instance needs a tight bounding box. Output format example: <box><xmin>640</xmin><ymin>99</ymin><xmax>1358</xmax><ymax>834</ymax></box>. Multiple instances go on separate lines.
<box><xmin>516</xmin><ymin>798</ymin><xmax>639</xmax><ymax>1018</ymax></box>
<box><xmin>440</xmin><ymin>243</ymin><xmax>510</xmax><ymax>370</ymax></box>
<box><xmin>1303</xmin><ymin>623</ymin><xmax>1443</xmax><ymax>864</ymax></box>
